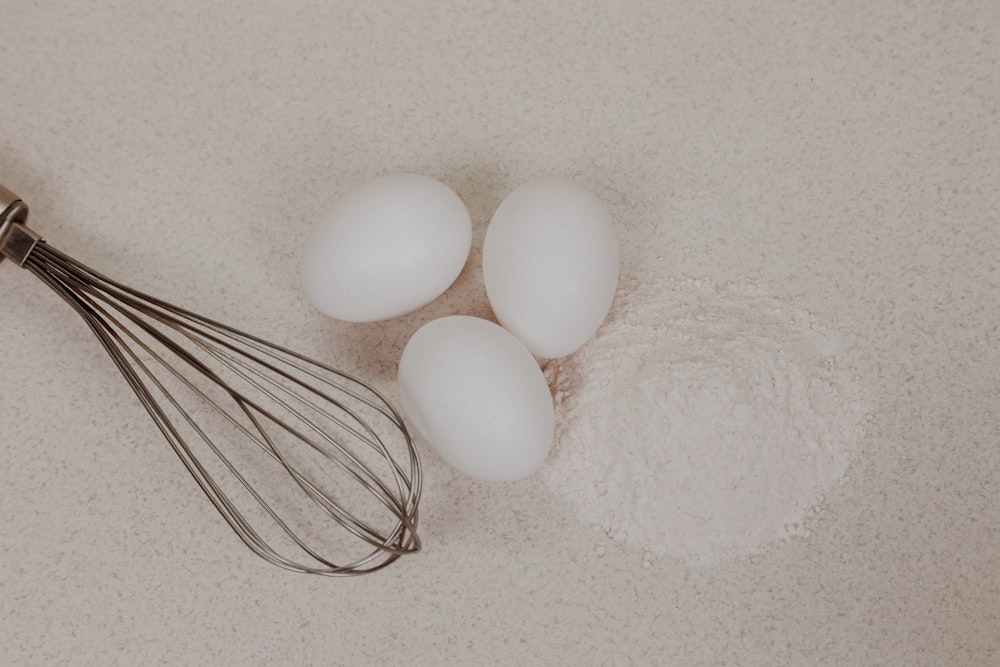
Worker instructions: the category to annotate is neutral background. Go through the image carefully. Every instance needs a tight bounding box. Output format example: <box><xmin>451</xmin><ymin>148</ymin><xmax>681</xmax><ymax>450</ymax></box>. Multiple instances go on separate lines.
<box><xmin>1</xmin><ymin>1</ymin><xmax>997</xmax><ymax>665</ymax></box>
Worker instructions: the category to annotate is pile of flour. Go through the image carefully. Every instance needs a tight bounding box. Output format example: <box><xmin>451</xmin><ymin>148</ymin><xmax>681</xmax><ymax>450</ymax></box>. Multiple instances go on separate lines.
<box><xmin>542</xmin><ymin>276</ymin><xmax>868</xmax><ymax>566</ymax></box>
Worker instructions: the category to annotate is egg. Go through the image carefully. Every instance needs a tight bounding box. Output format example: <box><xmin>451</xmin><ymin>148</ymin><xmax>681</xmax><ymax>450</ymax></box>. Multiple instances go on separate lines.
<box><xmin>302</xmin><ymin>174</ymin><xmax>472</xmax><ymax>322</ymax></box>
<box><xmin>397</xmin><ymin>316</ymin><xmax>554</xmax><ymax>482</ymax></box>
<box><xmin>483</xmin><ymin>178</ymin><xmax>620</xmax><ymax>358</ymax></box>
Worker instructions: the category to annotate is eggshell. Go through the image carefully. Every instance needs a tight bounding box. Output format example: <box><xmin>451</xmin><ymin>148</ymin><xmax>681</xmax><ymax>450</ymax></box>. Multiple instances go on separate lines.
<box><xmin>483</xmin><ymin>178</ymin><xmax>619</xmax><ymax>358</ymax></box>
<box><xmin>302</xmin><ymin>174</ymin><xmax>471</xmax><ymax>322</ymax></box>
<box><xmin>397</xmin><ymin>316</ymin><xmax>554</xmax><ymax>482</ymax></box>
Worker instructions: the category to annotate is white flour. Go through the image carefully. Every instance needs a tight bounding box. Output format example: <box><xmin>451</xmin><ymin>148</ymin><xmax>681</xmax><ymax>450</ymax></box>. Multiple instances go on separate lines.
<box><xmin>542</xmin><ymin>276</ymin><xmax>868</xmax><ymax>566</ymax></box>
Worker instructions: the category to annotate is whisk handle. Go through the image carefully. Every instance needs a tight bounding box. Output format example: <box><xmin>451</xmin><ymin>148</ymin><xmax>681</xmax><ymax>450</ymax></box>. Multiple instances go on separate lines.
<box><xmin>0</xmin><ymin>185</ymin><xmax>41</xmax><ymax>266</ymax></box>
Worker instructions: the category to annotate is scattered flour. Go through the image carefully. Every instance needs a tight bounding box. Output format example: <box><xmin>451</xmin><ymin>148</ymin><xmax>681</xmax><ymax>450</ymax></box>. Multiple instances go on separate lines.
<box><xmin>542</xmin><ymin>276</ymin><xmax>869</xmax><ymax>566</ymax></box>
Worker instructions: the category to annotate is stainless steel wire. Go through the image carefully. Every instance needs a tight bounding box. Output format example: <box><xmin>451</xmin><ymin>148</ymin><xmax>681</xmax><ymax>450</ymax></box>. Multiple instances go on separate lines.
<box><xmin>0</xmin><ymin>187</ymin><xmax>422</xmax><ymax>576</ymax></box>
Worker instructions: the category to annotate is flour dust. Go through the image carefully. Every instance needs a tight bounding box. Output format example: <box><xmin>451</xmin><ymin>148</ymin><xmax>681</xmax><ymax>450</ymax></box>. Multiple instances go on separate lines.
<box><xmin>542</xmin><ymin>276</ymin><xmax>869</xmax><ymax>566</ymax></box>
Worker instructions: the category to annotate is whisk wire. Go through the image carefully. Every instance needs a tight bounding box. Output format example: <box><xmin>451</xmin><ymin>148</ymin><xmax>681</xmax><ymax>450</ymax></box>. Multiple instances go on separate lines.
<box><xmin>96</xmin><ymin>289</ymin><xmax>421</xmax><ymax>553</ymax></box>
<box><xmin>2</xmin><ymin>206</ymin><xmax>422</xmax><ymax>576</ymax></box>
<box><xmin>32</xmin><ymin>252</ymin><xmax>369</xmax><ymax>572</ymax></box>
<box><xmin>27</xmin><ymin>261</ymin><xmax>282</xmax><ymax>563</ymax></box>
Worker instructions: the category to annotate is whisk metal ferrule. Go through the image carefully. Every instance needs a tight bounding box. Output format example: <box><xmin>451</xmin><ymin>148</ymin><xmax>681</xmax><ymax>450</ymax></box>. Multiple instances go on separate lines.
<box><xmin>0</xmin><ymin>220</ymin><xmax>42</xmax><ymax>266</ymax></box>
<box><xmin>0</xmin><ymin>185</ymin><xmax>38</xmax><ymax>266</ymax></box>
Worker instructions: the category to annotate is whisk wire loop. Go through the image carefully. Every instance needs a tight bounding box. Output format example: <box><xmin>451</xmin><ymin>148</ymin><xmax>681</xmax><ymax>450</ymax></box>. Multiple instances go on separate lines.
<box><xmin>2</xmin><ymin>200</ymin><xmax>421</xmax><ymax>576</ymax></box>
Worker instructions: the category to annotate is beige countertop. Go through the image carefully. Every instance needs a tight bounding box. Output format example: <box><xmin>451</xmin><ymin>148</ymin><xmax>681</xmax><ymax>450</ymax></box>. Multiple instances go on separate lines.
<box><xmin>1</xmin><ymin>1</ymin><xmax>998</xmax><ymax>664</ymax></box>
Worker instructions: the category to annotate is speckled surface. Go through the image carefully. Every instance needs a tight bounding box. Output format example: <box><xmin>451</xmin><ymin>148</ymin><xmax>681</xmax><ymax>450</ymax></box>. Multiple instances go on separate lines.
<box><xmin>1</xmin><ymin>1</ymin><xmax>998</xmax><ymax>665</ymax></box>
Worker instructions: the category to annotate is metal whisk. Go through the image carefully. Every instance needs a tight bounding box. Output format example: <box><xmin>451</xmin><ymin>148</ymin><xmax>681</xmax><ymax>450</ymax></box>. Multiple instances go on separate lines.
<box><xmin>0</xmin><ymin>185</ymin><xmax>421</xmax><ymax>576</ymax></box>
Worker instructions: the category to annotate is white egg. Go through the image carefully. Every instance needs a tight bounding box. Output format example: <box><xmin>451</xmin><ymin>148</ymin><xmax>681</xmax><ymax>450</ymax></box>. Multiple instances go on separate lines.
<box><xmin>483</xmin><ymin>178</ymin><xmax>620</xmax><ymax>358</ymax></box>
<box><xmin>397</xmin><ymin>316</ymin><xmax>554</xmax><ymax>482</ymax></box>
<box><xmin>302</xmin><ymin>174</ymin><xmax>471</xmax><ymax>322</ymax></box>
